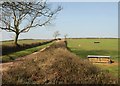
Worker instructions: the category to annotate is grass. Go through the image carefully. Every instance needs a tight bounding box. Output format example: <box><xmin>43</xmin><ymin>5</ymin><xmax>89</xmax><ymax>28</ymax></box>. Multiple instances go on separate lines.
<box><xmin>67</xmin><ymin>38</ymin><xmax>118</xmax><ymax>60</ymax></box>
<box><xmin>1</xmin><ymin>39</ymin><xmax>53</xmax><ymax>62</ymax></box>
<box><xmin>67</xmin><ymin>38</ymin><xmax>118</xmax><ymax>78</ymax></box>
<box><xmin>94</xmin><ymin>63</ymin><xmax>118</xmax><ymax>78</ymax></box>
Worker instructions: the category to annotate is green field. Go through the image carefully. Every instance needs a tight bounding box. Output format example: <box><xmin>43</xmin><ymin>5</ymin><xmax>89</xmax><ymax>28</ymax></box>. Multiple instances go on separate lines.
<box><xmin>67</xmin><ymin>38</ymin><xmax>118</xmax><ymax>60</ymax></box>
<box><xmin>67</xmin><ymin>38</ymin><xmax>118</xmax><ymax>78</ymax></box>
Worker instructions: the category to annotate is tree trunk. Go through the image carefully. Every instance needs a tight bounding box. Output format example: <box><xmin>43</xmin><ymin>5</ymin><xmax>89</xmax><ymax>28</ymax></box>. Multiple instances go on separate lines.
<box><xmin>14</xmin><ymin>33</ymin><xmax>19</xmax><ymax>46</ymax></box>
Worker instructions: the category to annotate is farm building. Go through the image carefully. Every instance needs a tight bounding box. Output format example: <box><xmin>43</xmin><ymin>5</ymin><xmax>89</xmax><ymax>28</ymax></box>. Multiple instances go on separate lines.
<box><xmin>87</xmin><ymin>55</ymin><xmax>112</xmax><ymax>63</ymax></box>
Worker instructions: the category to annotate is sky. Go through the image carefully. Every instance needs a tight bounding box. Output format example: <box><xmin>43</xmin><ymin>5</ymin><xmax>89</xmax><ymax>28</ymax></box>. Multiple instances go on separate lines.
<box><xmin>0</xmin><ymin>1</ymin><xmax>118</xmax><ymax>41</ymax></box>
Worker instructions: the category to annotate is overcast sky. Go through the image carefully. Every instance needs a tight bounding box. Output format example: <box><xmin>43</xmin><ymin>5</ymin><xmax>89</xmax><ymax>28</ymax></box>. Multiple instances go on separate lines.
<box><xmin>0</xmin><ymin>1</ymin><xmax>118</xmax><ymax>41</ymax></box>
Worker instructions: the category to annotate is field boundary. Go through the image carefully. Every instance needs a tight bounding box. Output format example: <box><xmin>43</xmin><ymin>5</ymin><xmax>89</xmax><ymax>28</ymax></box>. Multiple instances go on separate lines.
<box><xmin>1</xmin><ymin>39</ymin><xmax>55</xmax><ymax>55</ymax></box>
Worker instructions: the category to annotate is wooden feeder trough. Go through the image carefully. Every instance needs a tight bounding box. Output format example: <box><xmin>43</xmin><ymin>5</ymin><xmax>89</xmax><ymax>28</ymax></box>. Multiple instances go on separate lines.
<box><xmin>87</xmin><ymin>55</ymin><xmax>112</xmax><ymax>63</ymax></box>
<box><xmin>94</xmin><ymin>41</ymin><xmax>100</xmax><ymax>43</ymax></box>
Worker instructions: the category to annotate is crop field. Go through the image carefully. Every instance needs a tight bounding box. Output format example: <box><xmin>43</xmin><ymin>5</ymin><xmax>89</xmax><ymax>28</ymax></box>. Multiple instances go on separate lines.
<box><xmin>67</xmin><ymin>38</ymin><xmax>119</xmax><ymax>78</ymax></box>
<box><xmin>1</xmin><ymin>39</ymin><xmax>45</xmax><ymax>46</ymax></box>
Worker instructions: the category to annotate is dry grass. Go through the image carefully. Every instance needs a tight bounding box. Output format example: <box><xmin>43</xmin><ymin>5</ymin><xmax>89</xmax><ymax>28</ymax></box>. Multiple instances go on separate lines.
<box><xmin>2</xmin><ymin>40</ymin><xmax>117</xmax><ymax>84</ymax></box>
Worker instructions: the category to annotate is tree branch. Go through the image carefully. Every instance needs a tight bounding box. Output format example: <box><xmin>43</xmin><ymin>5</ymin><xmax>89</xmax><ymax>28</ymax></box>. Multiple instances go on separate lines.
<box><xmin>0</xmin><ymin>27</ymin><xmax>16</xmax><ymax>32</ymax></box>
<box><xmin>20</xmin><ymin>15</ymin><xmax>52</xmax><ymax>33</ymax></box>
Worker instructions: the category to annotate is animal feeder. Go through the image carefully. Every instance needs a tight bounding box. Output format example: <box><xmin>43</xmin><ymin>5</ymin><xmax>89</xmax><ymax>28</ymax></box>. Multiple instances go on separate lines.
<box><xmin>87</xmin><ymin>55</ymin><xmax>112</xmax><ymax>63</ymax></box>
<box><xmin>94</xmin><ymin>41</ymin><xmax>100</xmax><ymax>43</ymax></box>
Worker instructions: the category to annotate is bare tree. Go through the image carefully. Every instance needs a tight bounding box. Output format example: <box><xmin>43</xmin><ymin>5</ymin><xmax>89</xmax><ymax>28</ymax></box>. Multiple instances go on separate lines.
<box><xmin>64</xmin><ymin>34</ymin><xmax>68</xmax><ymax>39</ymax></box>
<box><xmin>0</xmin><ymin>1</ymin><xmax>62</xmax><ymax>46</ymax></box>
<box><xmin>53</xmin><ymin>31</ymin><xmax>60</xmax><ymax>39</ymax></box>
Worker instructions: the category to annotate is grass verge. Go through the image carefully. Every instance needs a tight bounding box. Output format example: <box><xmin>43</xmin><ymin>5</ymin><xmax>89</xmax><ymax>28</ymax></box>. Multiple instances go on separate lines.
<box><xmin>1</xmin><ymin>42</ymin><xmax>53</xmax><ymax>63</ymax></box>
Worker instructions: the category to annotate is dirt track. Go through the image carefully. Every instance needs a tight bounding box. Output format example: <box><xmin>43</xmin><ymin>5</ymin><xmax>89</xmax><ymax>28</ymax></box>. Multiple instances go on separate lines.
<box><xmin>0</xmin><ymin>51</ymin><xmax>39</xmax><ymax>72</ymax></box>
